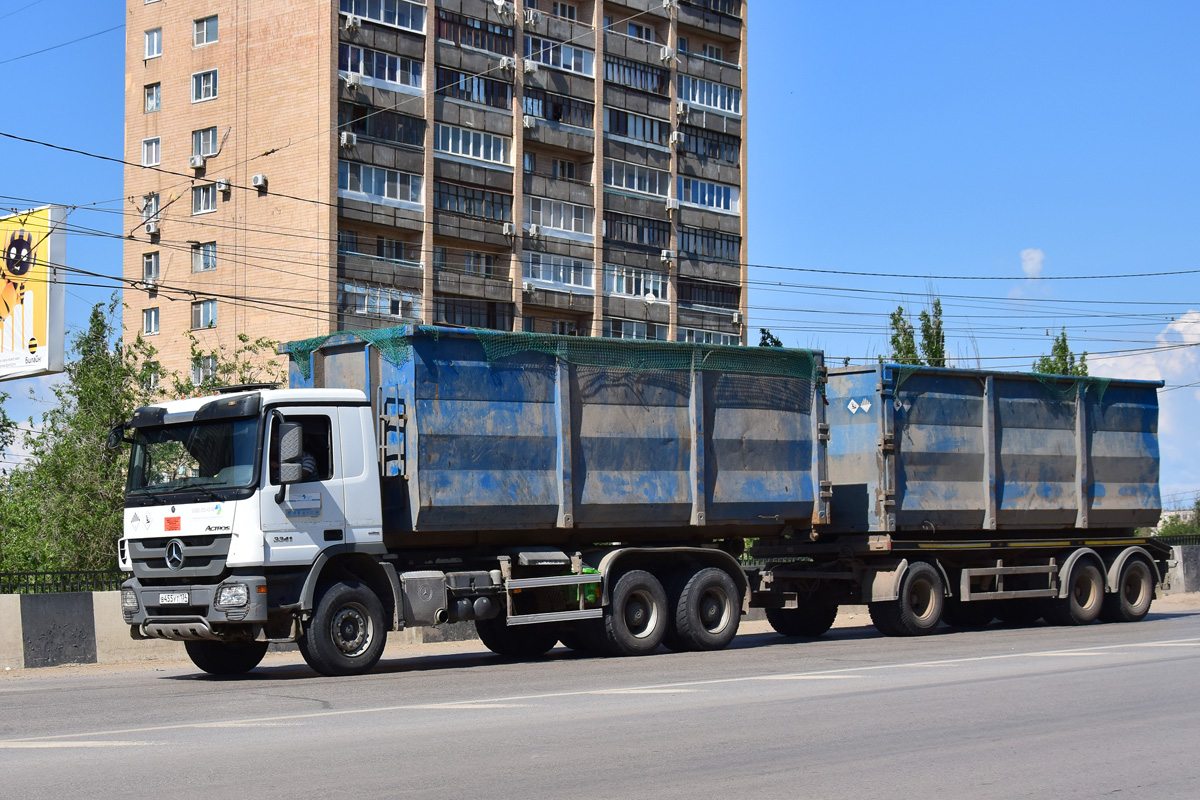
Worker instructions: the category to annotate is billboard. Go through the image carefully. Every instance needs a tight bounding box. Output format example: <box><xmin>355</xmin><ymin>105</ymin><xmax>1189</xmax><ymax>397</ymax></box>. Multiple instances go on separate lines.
<box><xmin>1</xmin><ymin>206</ymin><xmax>66</xmax><ymax>381</ymax></box>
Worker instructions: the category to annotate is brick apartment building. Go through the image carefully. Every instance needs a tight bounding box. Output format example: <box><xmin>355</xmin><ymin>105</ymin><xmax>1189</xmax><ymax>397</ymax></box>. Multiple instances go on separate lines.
<box><xmin>123</xmin><ymin>0</ymin><xmax>748</xmax><ymax>383</ymax></box>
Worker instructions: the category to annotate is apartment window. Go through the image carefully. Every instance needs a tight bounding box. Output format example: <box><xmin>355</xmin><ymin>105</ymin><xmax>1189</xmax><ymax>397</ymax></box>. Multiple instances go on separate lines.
<box><xmin>337</xmin><ymin>229</ymin><xmax>359</xmax><ymax>254</ymax></box>
<box><xmin>701</xmin><ymin>43</ymin><xmax>725</xmax><ymax>62</ymax></box>
<box><xmin>522</xmin><ymin>87</ymin><xmax>593</xmax><ymax>127</ymax></box>
<box><xmin>379</xmin><ymin>236</ymin><xmax>420</xmax><ymax>264</ymax></box>
<box><xmin>191</xmin><ymin>241</ymin><xmax>217</xmax><ymax>272</ymax></box>
<box><xmin>338</xmin><ymin>161</ymin><xmax>423</xmax><ymax>207</ymax></box>
<box><xmin>677</xmin><ymin>176</ymin><xmax>739</xmax><ymax>212</ymax></box>
<box><xmin>525</xmin><ymin>252</ymin><xmax>593</xmax><ymax>289</ymax></box>
<box><xmin>678</xmin><ymin>36</ymin><xmax>689</xmax><ymax>53</ymax></box>
<box><xmin>339</xmin><ymin>280</ymin><xmax>421</xmax><ymax>319</ymax></box>
<box><xmin>142</xmin><ymin>252</ymin><xmax>160</xmax><ymax>283</ymax></box>
<box><xmin>339</xmin><ymin>45</ymin><xmax>422</xmax><ymax>90</ymax></box>
<box><xmin>339</xmin><ymin>102</ymin><xmax>425</xmax><ymax>148</ymax></box>
<box><xmin>680</xmin><ymin>125</ymin><xmax>740</xmax><ymax>164</ymax></box>
<box><xmin>341</xmin><ymin>0</ymin><xmax>427</xmax><ymax>33</ymax></box>
<box><xmin>604</xmin><ymin>264</ymin><xmax>665</xmax><ymax>299</ymax></box>
<box><xmin>687</xmin><ymin>0</ymin><xmax>742</xmax><ymax>17</ymax></box>
<box><xmin>144</xmin><ymin>83</ymin><xmax>160</xmax><ymax>113</ymax></box>
<box><xmin>435</xmin><ymin>67</ymin><xmax>511</xmax><ymax>110</ymax></box>
<box><xmin>524</xmin><ymin>35</ymin><xmax>594</xmax><ymax>76</ymax></box>
<box><xmin>678</xmin><ymin>75</ymin><xmax>741</xmax><ymax>115</ymax></box>
<box><xmin>192</xmin><ymin>184</ymin><xmax>217</xmax><ymax>215</ymax></box>
<box><xmin>143</xmin><ymin>361</ymin><xmax>161</xmax><ymax>392</ymax></box>
<box><xmin>626</xmin><ymin>22</ymin><xmax>656</xmax><ymax>43</ymax></box>
<box><xmin>435</xmin><ymin>9</ymin><xmax>513</xmax><ymax>55</ymax></box>
<box><xmin>192</xmin><ymin>69</ymin><xmax>218</xmax><ymax>102</ymax></box>
<box><xmin>525</xmin><ymin>196</ymin><xmax>593</xmax><ymax>235</ymax></box>
<box><xmin>192</xmin><ymin>299</ymin><xmax>217</xmax><ymax>329</ymax></box>
<box><xmin>680</xmin><ymin>226</ymin><xmax>741</xmax><ymax>262</ymax></box>
<box><xmin>193</xmin><ymin>15</ymin><xmax>218</xmax><ymax>47</ymax></box>
<box><xmin>552</xmin><ymin>2</ymin><xmax>578</xmax><ymax>21</ymax></box>
<box><xmin>142</xmin><ymin>193</ymin><xmax>160</xmax><ymax>224</ymax></box>
<box><xmin>604</xmin><ymin>56</ymin><xmax>668</xmax><ymax>96</ymax></box>
<box><xmin>193</xmin><ymin>126</ymin><xmax>218</xmax><ymax>157</ymax></box>
<box><xmin>435</xmin><ymin>296</ymin><xmax>513</xmax><ymax>330</ymax></box>
<box><xmin>191</xmin><ymin>355</ymin><xmax>217</xmax><ymax>386</ymax></box>
<box><xmin>679</xmin><ymin>328</ymin><xmax>736</xmax><ymax>346</ymax></box>
<box><xmin>434</xmin><ymin>182</ymin><xmax>512</xmax><ymax>221</ymax></box>
<box><xmin>524</xmin><ymin>153</ymin><xmax>535</xmax><ymax>173</ymax></box>
<box><xmin>144</xmin><ymin>28</ymin><xmax>162</xmax><ymax>59</ymax></box>
<box><xmin>603</xmin><ymin>211</ymin><xmax>669</xmax><ymax>249</ymax></box>
<box><xmin>603</xmin><ymin>109</ymin><xmax>668</xmax><ymax>146</ymax></box>
<box><xmin>141</xmin><ymin>137</ymin><xmax>160</xmax><ymax>167</ymax></box>
<box><xmin>553</xmin><ymin>159</ymin><xmax>577</xmax><ymax>180</ymax></box>
<box><xmin>142</xmin><ymin>308</ymin><xmax>160</xmax><ymax>336</ymax></box>
<box><xmin>603</xmin><ymin>318</ymin><xmax>667</xmax><ymax>341</ymax></box>
<box><xmin>604</xmin><ymin>159</ymin><xmax>669</xmax><ymax>197</ymax></box>
<box><xmin>434</xmin><ymin>123</ymin><xmax>510</xmax><ymax>166</ymax></box>
<box><xmin>434</xmin><ymin>247</ymin><xmax>502</xmax><ymax>278</ymax></box>
<box><xmin>678</xmin><ymin>278</ymin><xmax>739</xmax><ymax>310</ymax></box>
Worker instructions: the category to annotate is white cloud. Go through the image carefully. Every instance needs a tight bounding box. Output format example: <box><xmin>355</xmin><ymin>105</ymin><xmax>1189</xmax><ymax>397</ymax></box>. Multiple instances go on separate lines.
<box><xmin>1020</xmin><ymin>248</ymin><xmax>1044</xmax><ymax>278</ymax></box>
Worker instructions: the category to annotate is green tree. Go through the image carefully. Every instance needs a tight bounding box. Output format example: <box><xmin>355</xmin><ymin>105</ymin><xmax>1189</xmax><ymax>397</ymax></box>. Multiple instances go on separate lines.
<box><xmin>918</xmin><ymin>299</ymin><xmax>946</xmax><ymax>367</ymax></box>
<box><xmin>1034</xmin><ymin>328</ymin><xmax>1088</xmax><ymax>376</ymax></box>
<box><xmin>758</xmin><ymin>328</ymin><xmax>783</xmax><ymax>348</ymax></box>
<box><xmin>170</xmin><ymin>331</ymin><xmax>282</xmax><ymax>397</ymax></box>
<box><xmin>888</xmin><ymin>306</ymin><xmax>921</xmax><ymax>365</ymax></box>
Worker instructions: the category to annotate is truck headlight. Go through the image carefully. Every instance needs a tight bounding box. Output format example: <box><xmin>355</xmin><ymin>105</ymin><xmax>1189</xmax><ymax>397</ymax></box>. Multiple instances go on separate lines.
<box><xmin>121</xmin><ymin>589</ymin><xmax>140</xmax><ymax>610</ymax></box>
<box><xmin>216</xmin><ymin>583</ymin><xmax>249</xmax><ymax>608</ymax></box>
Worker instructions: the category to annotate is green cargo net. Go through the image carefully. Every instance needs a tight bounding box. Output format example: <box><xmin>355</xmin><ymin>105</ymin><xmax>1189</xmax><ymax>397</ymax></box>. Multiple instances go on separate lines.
<box><xmin>472</xmin><ymin>329</ymin><xmax>819</xmax><ymax>382</ymax></box>
<box><xmin>284</xmin><ymin>335</ymin><xmax>333</xmax><ymax>380</ymax></box>
<box><xmin>891</xmin><ymin>363</ymin><xmax>924</xmax><ymax>393</ymax></box>
<box><xmin>1029</xmin><ymin>372</ymin><xmax>1113</xmax><ymax>404</ymax></box>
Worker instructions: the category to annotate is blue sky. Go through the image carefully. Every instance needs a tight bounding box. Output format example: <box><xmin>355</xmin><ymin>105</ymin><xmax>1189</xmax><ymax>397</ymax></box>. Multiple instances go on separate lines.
<box><xmin>0</xmin><ymin>0</ymin><xmax>1197</xmax><ymax>503</ymax></box>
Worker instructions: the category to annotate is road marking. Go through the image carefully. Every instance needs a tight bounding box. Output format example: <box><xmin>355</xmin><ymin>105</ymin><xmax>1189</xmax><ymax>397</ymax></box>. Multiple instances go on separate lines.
<box><xmin>590</xmin><ymin>688</ymin><xmax>698</xmax><ymax>694</ymax></box>
<box><xmin>412</xmin><ymin>703</ymin><xmax>527</xmax><ymax>709</ymax></box>
<box><xmin>4</xmin><ymin>636</ymin><xmax>1198</xmax><ymax>745</ymax></box>
<box><xmin>0</xmin><ymin>741</ymin><xmax>158</xmax><ymax>749</ymax></box>
<box><xmin>750</xmin><ymin>675</ymin><xmax>862</xmax><ymax>681</ymax></box>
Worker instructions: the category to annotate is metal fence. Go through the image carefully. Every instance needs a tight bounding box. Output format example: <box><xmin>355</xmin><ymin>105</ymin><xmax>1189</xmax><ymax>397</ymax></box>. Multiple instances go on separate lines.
<box><xmin>1156</xmin><ymin>534</ymin><xmax>1200</xmax><ymax>547</ymax></box>
<box><xmin>0</xmin><ymin>571</ymin><xmax>126</xmax><ymax>595</ymax></box>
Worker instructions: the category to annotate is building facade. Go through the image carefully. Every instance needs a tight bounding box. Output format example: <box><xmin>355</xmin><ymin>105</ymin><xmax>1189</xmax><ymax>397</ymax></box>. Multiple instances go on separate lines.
<box><xmin>124</xmin><ymin>0</ymin><xmax>748</xmax><ymax>382</ymax></box>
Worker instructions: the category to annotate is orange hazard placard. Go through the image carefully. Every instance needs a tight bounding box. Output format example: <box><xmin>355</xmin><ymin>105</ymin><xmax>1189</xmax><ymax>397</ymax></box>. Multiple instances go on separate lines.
<box><xmin>165</xmin><ymin>517</ymin><xmax>181</xmax><ymax>531</ymax></box>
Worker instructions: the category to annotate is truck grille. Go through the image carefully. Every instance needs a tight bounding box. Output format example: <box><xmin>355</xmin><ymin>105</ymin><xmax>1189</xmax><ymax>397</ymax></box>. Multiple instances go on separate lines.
<box><xmin>130</xmin><ymin>534</ymin><xmax>232</xmax><ymax>582</ymax></box>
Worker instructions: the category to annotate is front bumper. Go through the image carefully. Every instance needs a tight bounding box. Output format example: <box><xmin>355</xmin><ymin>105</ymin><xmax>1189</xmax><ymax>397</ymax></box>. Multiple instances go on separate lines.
<box><xmin>122</xmin><ymin>575</ymin><xmax>268</xmax><ymax>640</ymax></box>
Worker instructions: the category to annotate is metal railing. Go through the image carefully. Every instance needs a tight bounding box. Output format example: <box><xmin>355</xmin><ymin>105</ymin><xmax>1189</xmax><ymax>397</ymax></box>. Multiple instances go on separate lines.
<box><xmin>1156</xmin><ymin>534</ymin><xmax>1200</xmax><ymax>547</ymax></box>
<box><xmin>0</xmin><ymin>571</ymin><xmax>126</xmax><ymax>595</ymax></box>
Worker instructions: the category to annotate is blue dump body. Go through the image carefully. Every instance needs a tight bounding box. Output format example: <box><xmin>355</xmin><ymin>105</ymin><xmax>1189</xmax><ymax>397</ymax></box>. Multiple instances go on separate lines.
<box><xmin>287</xmin><ymin>327</ymin><xmax>826</xmax><ymax>540</ymax></box>
<box><xmin>826</xmin><ymin>364</ymin><xmax>1162</xmax><ymax>533</ymax></box>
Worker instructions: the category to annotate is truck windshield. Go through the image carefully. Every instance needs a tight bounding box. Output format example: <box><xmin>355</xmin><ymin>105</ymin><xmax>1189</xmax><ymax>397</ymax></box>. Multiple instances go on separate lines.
<box><xmin>127</xmin><ymin>418</ymin><xmax>260</xmax><ymax>494</ymax></box>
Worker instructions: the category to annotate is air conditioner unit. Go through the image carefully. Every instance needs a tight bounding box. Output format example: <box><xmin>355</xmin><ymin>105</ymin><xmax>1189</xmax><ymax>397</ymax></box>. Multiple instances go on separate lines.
<box><xmin>665</xmin><ymin>197</ymin><xmax>679</xmax><ymax>211</ymax></box>
<box><xmin>144</xmin><ymin>221</ymin><xmax>160</xmax><ymax>236</ymax></box>
<box><xmin>251</xmin><ymin>173</ymin><xmax>268</xmax><ymax>189</ymax></box>
<box><xmin>660</xmin><ymin>46</ymin><xmax>675</xmax><ymax>63</ymax></box>
<box><xmin>662</xmin><ymin>0</ymin><xmax>678</xmax><ymax>8</ymax></box>
<box><xmin>492</xmin><ymin>0</ymin><xmax>514</xmax><ymax>20</ymax></box>
<box><xmin>339</xmin><ymin>131</ymin><xmax>357</xmax><ymax>148</ymax></box>
<box><xmin>669</xmin><ymin>130</ymin><xmax>685</xmax><ymax>146</ymax></box>
<box><xmin>523</xmin><ymin>281</ymin><xmax>535</xmax><ymax>292</ymax></box>
<box><xmin>660</xmin><ymin>249</ymin><xmax>673</xmax><ymax>264</ymax></box>
<box><xmin>189</xmin><ymin>154</ymin><xmax>207</xmax><ymax>169</ymax></box>
<box><xmin>499</xmin><ymin>56</ymin><xmax>516</xmax><ymax>71</ymax></box>
<box><xmin>732</xmin><ymin>311</ymin><xmax>743</xmax><ymax>325</ymax></box>
<box><xmin>345</xmin><ymin>72</ymin><xmax>361</xmax><ymax>88</ymax></box>
<box><xmin>524</xmin><ymin>8</ymin><xmax>541</xmax><ymax>25</ymax></box>
<box><xmin>343</xmin><ymin>14</ymin><xmax>362</xmax><ymax>31</ymax></box>
<box><xmin>528</xmin><ymin>224</ymin><xmax>541</xmax><ymax>238</ymax></box>
<box><xmin>676</xmin><ymin>101</ymin><xmax>689</xmax><ymax>117</ymax></box>
<box><xmin>502</xmin><ymin>222</ymin><xmax>516</xmax><ymax>236</ymax></box>
<box><xmin>216</xmin><ymin>178</ymin><xmax>230</xmax><ymax>193</ymax></box>
<box><xmin>522</xmin><ymin>115</ymin><xmax>537</xmax><ymax>130</ymax></box>
<box><xmin>523</xmin><ymin>60</ymin><xmax>540</xmax><ymax>74</ymax></box>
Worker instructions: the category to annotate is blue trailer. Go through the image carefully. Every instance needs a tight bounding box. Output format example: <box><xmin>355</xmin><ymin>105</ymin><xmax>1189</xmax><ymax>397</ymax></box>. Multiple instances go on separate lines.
<box><xmin>113</xmin><ymin>328</ymin><xmax>1171</xmax><ymax>676</ymax></box>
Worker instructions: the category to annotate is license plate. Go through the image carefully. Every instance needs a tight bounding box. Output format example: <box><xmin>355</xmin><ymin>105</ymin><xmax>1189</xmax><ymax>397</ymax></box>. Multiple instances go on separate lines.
<box><xmin>158</xmin><ymin>592</ymin><xmax>189</xmax><ymax>606</ymax></box>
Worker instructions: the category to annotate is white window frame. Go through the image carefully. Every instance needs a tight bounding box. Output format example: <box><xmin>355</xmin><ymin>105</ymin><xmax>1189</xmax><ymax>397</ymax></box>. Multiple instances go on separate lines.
<box><xmin>339</xmin><ymin>44</ymin><xmax>422</xmax><ymax>92</ymax></box>
<box><xmin>191</xmin><ymin>354</ymin><xmax>217</xmax><ymax>385</ymax></box>
<box><xmin>144</xmin><ymin>83</ymin><xmax>160</xmax><ymax>113</ymax></box>
<box><xmin>627</xmin><ymin>22</ymin><xmax>655</xmax><ymax>42</ymax></box>
<box><xmin>434</xmin><ymin>123</ymin><xmax>511</xmax><ymax>166</ymax></box>
<box><xmin>677</xmin><ymin>75</ymin><xmax>742</xmax><ymax>115</ymax></box>
<box><xmin>338</xmin><ymin>280</ymin><xmax>422</xmax><ymax>320</ymax></box>
<box><xmin>552</xmin><ymin>2</ymin><xmax>578</xmax><ymax>21</ymax></box>
<box><xmin>142</xmin><ymin>252</ymin><xmax>160</xmax><ymax>283</ymax></box>
<box><xmin>193</xmin><ymin>15</ymin><xmax>218</xmax><ymax>47</ymax></box>
<box><xmin>524</xmin><ymin>35</ymin><xmax>594</xmax><ymax>76</ymax></box>
<box><xmin>679</xmin><ymin>327</ymin><xmax>736</xmax><ymax>346</ymax></box>
<box><xmin>604</xmin><ymin>158</ymin><xmax>669</xmax><ymax>197</ymax></box>
<box><xmin>192</xmin><ymin>69</ymin><xmax>218</xmax><ymax>103</ymax></box>
<box><xmin>524</xmin><ymin>252</ymin><xmax>593</xmax><ymax>291</ymax></box>
<box><xmin>192</xmin><ymin>184</ymin><xmax>217</xmax><ymax>215</ymax></box>
<box><xmin>142</xmin><ymin>308</ymin><xmax>160</xmax><ymax>336</ymax></box>
<box><xmin>603</xmin><ymin>317</ymin><xmax>667</xmax><ymax>341</ymax></box>
<box><xmin>337</xmin><ymin>160</ymin><xmax>424</xmax><ymax>211</ymax></box>
<box><xmin>144</xmin><ymin>28</ymin><xmax>162</xmax><ymax>59</ymax></box>
<box><xmin>677</xmin><ymin>176</ymin><xmax>739</xmax><ymax>213</ymax></box>
<box><xmin>141</xmin><ymin>137</ymin><xmax>161</xmax><ymax>167</ymax></box>
<box><xmin>191</xmin><ymin>241</ymin><xmax>217</xmax><ymax>272</ymax></box>
<box><xmin>142</xmin><ymin>193</ymin><xmax>160</xmax><ymax>224</ymax></box>
<box><xmin>524</xmin><ymin>196</ymin><xmax>594</xmax><ymax>239</ymax></box>
<box><xmin>192</xmin><ymin>126</ymin><xmax>218</xmax><ymax>157</ymax></box>
<box><xmin>337</xmin><ymin>0</ymin><xmax>426</xmax><ymax>33</ymax></box>
<box><xmin>191</xmin><ymin>299</ymin><xmax>217</xmax><ymax>329</ymax></box>
<box><xmin>603</xmin><ymin>264</ymin><xmax>666</xmax><ymax>299</ymax></box>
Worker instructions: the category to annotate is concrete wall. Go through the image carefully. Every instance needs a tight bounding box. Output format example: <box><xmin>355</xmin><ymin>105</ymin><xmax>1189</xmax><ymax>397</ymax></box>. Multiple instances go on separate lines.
<box><xmin>1170</xmin><ymin>546</ymin><xmax>1200</xmax><ymax>594</ymax></box>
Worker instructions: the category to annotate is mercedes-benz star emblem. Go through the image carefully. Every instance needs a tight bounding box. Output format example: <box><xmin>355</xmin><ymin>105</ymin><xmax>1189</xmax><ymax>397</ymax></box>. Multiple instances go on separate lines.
<box><xmin>165</xmin><ymin>539</ymin><xmax>185</xmax><ymax>571</ymax></box>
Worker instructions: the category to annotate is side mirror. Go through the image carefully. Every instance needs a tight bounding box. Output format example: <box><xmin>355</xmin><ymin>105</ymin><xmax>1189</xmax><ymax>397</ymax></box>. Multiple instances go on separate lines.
<box><xmin>105</xmin><ymin>423</ymin><xmax>127</xmax><ymax>451</ymax></box>
<box><xmin>275</xmin><ymin>420</ymin><xmax>303</xmax><ymax>503</ymax></box>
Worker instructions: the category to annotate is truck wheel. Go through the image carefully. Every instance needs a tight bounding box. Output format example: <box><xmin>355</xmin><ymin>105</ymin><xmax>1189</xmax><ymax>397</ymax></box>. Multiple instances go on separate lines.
<box><xmin>299</xmin><ymin>581</ymin><xmax>387</xmax><ymax>676</ymax></box>
<box><xmin>941</xmin><ymin>599</ymin><xmax>995</xmax><ymax>631</ymax></box>
<box><xmin>765</xmin><ymin>596</ymin><xmax>838</xmax><ymax>638</ymax></box>
<box><xmin>475</xmin><ymin>616</ymin><xmax>559</xmax><ymax>658</ymax></box>
<box><xmin>184</xmin><ymin>640</ymin><xmax>269</xmax><ymax>676</ymax></box>
<box><xmin>672</xmin><ymin>567</ymin><xmax>741</xmax><ymax>651</ymax></box>
<box><xmin>1100</xmin><ymin>558</ymin><xmax>1154</xmax><ymax>623</ymax></box>
<box><xmin>1044</xmin><ymin>560</ymin><xmax>1104</xmax><ymax>626</ymax></box>
<box><xmin>604</xmin><ymin>570</ymin><xmax>668</xmax><ymax>656</ymax></box>
<box><xmin>995</xmin><ymin>600</ymin><xmax>1044</xmax><ymax>626</ymax></box>
<box><xmin>869</xmin><ymin>561</ymin><xmax>945</xmax><ymax>636</ymax></box>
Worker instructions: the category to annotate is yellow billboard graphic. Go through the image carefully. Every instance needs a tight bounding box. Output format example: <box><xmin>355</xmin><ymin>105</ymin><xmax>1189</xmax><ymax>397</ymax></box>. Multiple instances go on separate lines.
<box><xmin>0</xmin><ymin>206</ymin><xmax>65</xmax><ymax>381</ymax></box>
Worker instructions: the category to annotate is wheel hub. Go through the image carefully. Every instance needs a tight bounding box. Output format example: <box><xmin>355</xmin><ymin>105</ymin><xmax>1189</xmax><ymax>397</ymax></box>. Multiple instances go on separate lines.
<box><xmin>331</xmin><ymin>604</ymin><xmax>370</xmax><ymax>656</ymax></box>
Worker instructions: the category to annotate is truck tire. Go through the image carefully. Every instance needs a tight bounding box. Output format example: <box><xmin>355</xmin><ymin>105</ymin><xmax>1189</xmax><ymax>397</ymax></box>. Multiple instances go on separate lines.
<box><xmin>671</xmin><ymin>567</ymin><xmax>741</xmax><ymax>651</ymax></box>
<box><xmin>1100</xmin><ymin>558</ymin><xmax>1154</xmax><ymax>623</ymax></box>
<box><xmin>475</xmin><ymin>615</ymin><xmax>559</xmax><ymax>658</ymax></box>
<box><xmin>869</xmin><ymin>561</ymin><xmax>945</xmax><ymax>636</ymax></box>
<box><xmin>941</xmin><ymin>599</ymin><xmax>995</xmax><ymax>631</ymax></box>
<box><xmin>603</xmin><ymin>570</ymin><xmax>668</xmax><ymax>656</ymax></box>
<box><xmin>184</xmin><ymin>640</ymin><xmax>269</xmax><ymax>676</ymax></box>
<box><xmin>765</xmin><ymin>596</ymin><xmax>838</xmax><ymax>638</ymax></box>
<box><xmin>299</xmin><ymin>580</ymin><xmax>387</xmax><ymax>676</ymax></box>
<box><xmin>1044</xmin><ymin>559</ymin><xmax>1104</xmax><ymax>626</ymax></box>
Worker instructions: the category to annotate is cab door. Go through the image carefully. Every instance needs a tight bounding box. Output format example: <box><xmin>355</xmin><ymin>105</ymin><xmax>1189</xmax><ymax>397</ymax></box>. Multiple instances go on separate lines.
<box><xmin>260</xmin><ymin>409</ymin><xmax>347</xmax><ymax>565</ymax></box>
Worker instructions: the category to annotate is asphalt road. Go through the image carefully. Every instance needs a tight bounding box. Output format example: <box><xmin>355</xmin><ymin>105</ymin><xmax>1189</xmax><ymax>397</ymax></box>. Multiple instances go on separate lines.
<box><xmin>3</xmin><ymin>606</ymin><xmax>1200</xmax><ymax>799</ymax></box>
